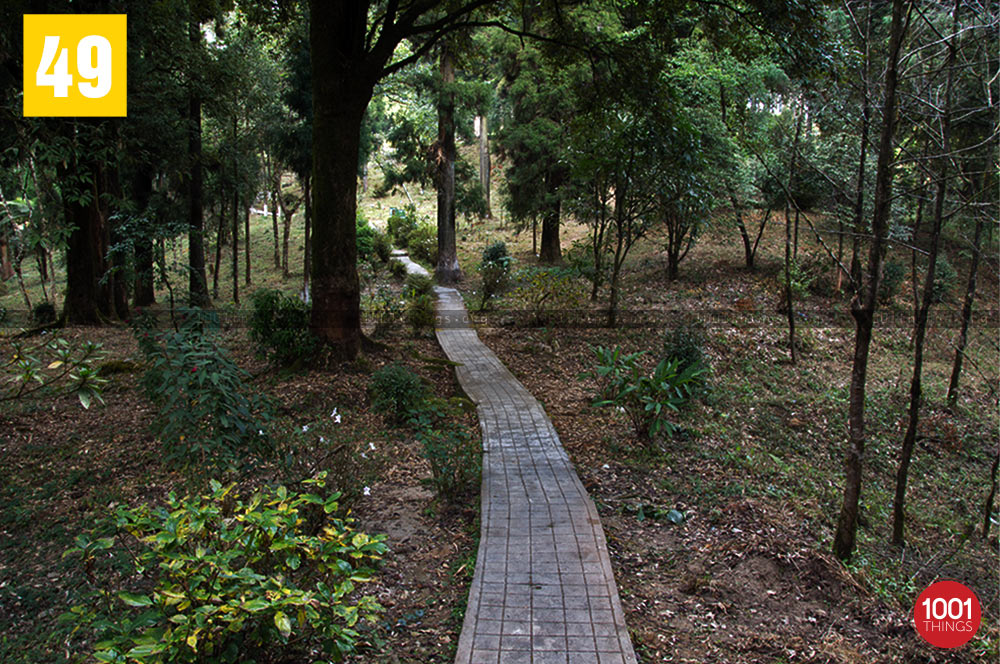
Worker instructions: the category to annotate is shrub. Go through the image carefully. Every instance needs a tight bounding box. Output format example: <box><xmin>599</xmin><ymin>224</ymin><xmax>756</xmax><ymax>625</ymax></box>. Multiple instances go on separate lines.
<box><xmin>372</xmin><ymin>227</ymin><xmax>392</xmax><ymax>263</ymax></box>
<box><xmin>369</xmin><ymin>363</ymin><xmax>427</xmax><ymax>424</ymax></box>
<box><xmin>403</xmin><ymin>273</ymin><xmax>436</xmax><ymax>334</ymax></box>
<box><xmin>62</xmin><ymin>476</ymin><xmax>387</xmax><ymax>664</ymax></box>
<box><xmin>356</xmin><ymin>212</ymin><xmax>376</xmax><ymax>261</ymax></box>
<box><xmin>405</xmin><ymin>272</ymin><xmax>434</xmax><ymax>298</ymax></box>
<box><xmin>362</xmin><ymin>286</ymin><xmax>404</xmax><ymax>337</ymax></box>
<box><xmin>930</xmin><ymin>255</ymin><xmax>958</xmax><ymax>304</ymax></box>
<box><xmin>389</xmin><ymin>259</ymin><xmax>407</xmax><ymax>280</ymax></box>
<box><xmin>408</xmin><ymin>397</ymin><xmax>481</xmax><ymax>501</ymax></box>
<box><xmin>138</xmin><ymin>313</ymin><xmax>273</xmax><ymax>471</ymax></box>
<box><xmin>511</xmin><ymin>267</ymin><xmax>587</xmax><ymax>326</ymax></box>
<box><xmin>3</xmin><ymin>336</ymin><xmax>106</xmax><ymax>409</ymax></box>
<box><xmin>248</xmin><ymin>289</ymin><xmax>317</xmax><ymax>366</ymax></box>
<box><xmin>581</xmin><ymin>346</ymin><xmax>704</xmax><ymax>444</ymax></box>
<box><xmin>387</xmin><ymin>205</ymin><xmax>418</xmax><ymax>248</ymax></box>
<box><xmin>879</xmin><ymin>260</ymin><xmax>906</xmax><ymax>305</ymax></box>
<box><xmin>663</xmin><ymin>317</ymin><xmax>708</xmax><ymax>375</ymax></box>
<box><xmin>32</xmin><ymin>301</ymin><xmax>57</xmax><ymax>325</ymax></box>
<box><xmin>406</xmin><ymin>222</ymin><xmax>438</xmax><ymax>266</ymax></box>
<box><xmin>406</xmin><ymin>293</ymin><xmax>436</xmax><ymax>334</ymax></box>
<box><xmin>481</xmin><ymin>241</ymin><xmax>509</xmax><ymax>264</ymax></box>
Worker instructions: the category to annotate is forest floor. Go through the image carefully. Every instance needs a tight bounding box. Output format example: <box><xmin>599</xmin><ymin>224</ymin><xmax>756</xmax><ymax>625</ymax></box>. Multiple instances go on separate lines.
<box><xmin>0</xmin><ymin>266</ymin><xmax>480</xmax><ymax>663</ymax></box>
<box><xmin>455</xmin><ymin>210</ymin><xmax>999</xmax><ymax>663</ymax></box>
<box><xmin>1</xmin><ymin>177</ymin><xmax>997</xmax><ymax>663</ymax></box>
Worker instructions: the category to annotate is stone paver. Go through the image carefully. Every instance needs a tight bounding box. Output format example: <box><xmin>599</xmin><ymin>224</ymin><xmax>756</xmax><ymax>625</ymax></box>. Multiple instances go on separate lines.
<box><xmin>393</xmin><ymin>254</ymin><xmax>637</xmax><ymax>664</ymax></box>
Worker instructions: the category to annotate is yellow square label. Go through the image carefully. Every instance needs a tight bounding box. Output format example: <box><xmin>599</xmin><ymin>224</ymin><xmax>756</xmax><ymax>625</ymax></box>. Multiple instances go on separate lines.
<box><xmin>23</xmin><ymin>14</ymin><xmax>127</xmax><ymax>117</ymax></box>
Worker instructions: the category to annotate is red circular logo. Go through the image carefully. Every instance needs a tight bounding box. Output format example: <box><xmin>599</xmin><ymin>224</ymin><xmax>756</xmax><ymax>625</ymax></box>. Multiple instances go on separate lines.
<box><xmin>913</xmin><ymin>580</ymin><xmax>981</xmax><ymax>648</ymax></box>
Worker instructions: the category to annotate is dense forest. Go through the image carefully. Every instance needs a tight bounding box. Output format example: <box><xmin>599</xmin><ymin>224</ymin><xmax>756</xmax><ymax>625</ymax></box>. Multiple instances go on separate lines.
<box><xmin>0</xmin><ymin>1</ymin><xmax>997</xmax><ymax>663</ymax></box>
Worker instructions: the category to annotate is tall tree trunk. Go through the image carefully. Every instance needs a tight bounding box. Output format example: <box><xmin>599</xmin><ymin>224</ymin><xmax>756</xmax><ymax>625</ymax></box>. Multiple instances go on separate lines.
<box><xmin>783</xmin><ymin>111</ymin><xmax>803</xmax><ymax>364</ymax></box>
<box><xmin>0</xmin><ymin>232</ymin><xmax>12</xmax><ymax>281</ymax></box>
<box><xmin>892</xmin><ymin>0</ymin><xmax>958</xmax><ymax>547</ymax></box>
<box><xmin>947</xmin><ymin>211</ymin><xmax>985</xmax><ymax>406</ymax></box>
<box><xmin>133</xmin><ymin>168</ymin><xmax>156</xmax><ymax>307</ymax></box>
<box><xmin>308</xmin><ymin>1</ymin><xmax>371</xmax><ymax>358</ymax></box>
<box><xmin>187</xmin><ymin>19</ymin><xmax>210</xmax><ymax>308</ymax></box>
<box><xmin>478</xmin><ymin>114</ymin><xmax>492</xmax><ymax>217</ymax></box>
<box><xmin>232</xmin><ymin>177</ymin><xmax>239</xmax><ymax>306</ymax></box>
<box><xmin>213</xmin><ymin>180</ymin><xmax>225</xmax><ymax>299</ymax></box>
<box><xmin>834</xmin><ymin>0</ymin><xmax>907</xmax><ymax>562</ymax></box>
<box><xmin>303</xmin><ymin>175</ymin><xmax>312</xmax><ymax>292</ymax></box>
<box><xmin>435</xmin><ymin>41</ymin><xmax>461</xmax><ymax>284</ymax></box>
<box><xmin>271</xmin><ymin>161</ymin><xmax>281</xmax><ymax>268</ymax></box>
<box><xmin>540</xmin><ymin>169</ymin><xmax>563</xmax><ymax>263</ymax></box>
<box><xmin>63</xmin><ymin>157</ymin><xmax>112</xmax><ymax>324</ymax></box>
<box><xmin>848</xmin><ymin>5</ymin><xmax>873</xmax><ymax>292</ymax></box>
<box><xmin>282</xmin><ymin>204</ymin><xmax>292</xmax><ymax>279</ymax></box>
<box><xmin>244</xmin><ymin>205</ymin><xmax>251</xmax><ymax>286</ymax></box>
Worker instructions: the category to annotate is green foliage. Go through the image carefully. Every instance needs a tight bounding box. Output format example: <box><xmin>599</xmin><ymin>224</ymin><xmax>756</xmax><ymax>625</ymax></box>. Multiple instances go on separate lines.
<box><xmin>248</xmin><ymin>289</ymin><xmax>317</xmax><ymax>367</ymax></box>
<box><xmin>387</xmin><ymin>205</ymin><xmax>418</xmax><ymax>248</ymax></box>
<box><xmin>930</xmin><ymin>256</ymin><xmax>958</xmax><ymax>304</ymax></box>
<box><xmin>1</xmin><ymin>336</ymin><xmax>106</xmax><ymax>409</ymax></box>
<box><xmin>356</xmin><ymin>212</ymin><xmax>376</xmax><ymax>261</ymax></box>
<box><xmin>372</xmin><ymin>227</ymin><xmax>392</xmax><ymax>264</ymax></box>
<box><xmin>403</xmin><ymin>273</ymin><xmax>436</xmax><ymax>334</ymax></box>
<box><xmin>481</xmin><ymin>241</ymin><xmax>509</xmax><ymax>264</ymax></box>
<box><xmin>406</xmin><ymin>222</ymin><xmax>438</xmax><ymax>266</ymax></box>
<box><xmin>136</xmin><ymin>311</ymin><xmax>273</xmax><ymax>472</ymax></box>
<box><xmin>878</xmin><ymin>260</ymin><xmax>906</xmax><ymax>305</ymax></box>
<box><xmin>788</xmin><ymin>256</ymin><xmax>823</xmax><ymax>299</ymax></box>
<box><xmin>369</xmin><ymin>363</ymin><xmax>428</xmax><ymax>425</ymax></box>
<box><xmin>409</xmin><ymin>398</ymin><xmax>481</xmax><ymax>501</ymax></box>
<box><xmin>477</xmin><ymin>256</ymin><xmax>514</xmax><ymax>311</ymax></box>
<box><xmin>388</xmin><ymin>259</ymin><xmax>407</xmax><ymax>280</ymax></box>
<box><xmin>62</xmin><ymin>476</ymin><xmax>387</xmax><ymax>664</ymax></box>
<box><xmin>362</xmin><ymin>286</ymin><xmax>404</xmax><ymax>337</ymax></box>
<box><xmin>582</xmin><ymin>346</ymin><xmax>704</xmax><ymax>444</ymax></box>
<box><xmin>663</xmin><ymin>319</ymin><xmax>709</xmax><ymax>375</ymax></box>
<box><xmin>510</xmin><ymin>267</ymin><xmax>586</xmax><ymax>326</ymax></box>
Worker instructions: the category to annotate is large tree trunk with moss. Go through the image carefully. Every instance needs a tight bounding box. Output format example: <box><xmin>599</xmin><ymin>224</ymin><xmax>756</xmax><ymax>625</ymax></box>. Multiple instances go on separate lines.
<box><xmin>309</xmin><ymin>1</ymin><xmax>372</xmax><ymax>358</ymax></box>
<box><xmin>187</xmin><ymin>19</ymin><xmax>210</xmax><ymax>308</ymax></box>
<box><xmin>435</xmin><ymin>41</ymin><xmax>461</xmax><ymax>284</ymax></box>
<box><xmin>833</xmin><ymin>0</ymin><xmax>906</xmax><ymax>562</ymax></box>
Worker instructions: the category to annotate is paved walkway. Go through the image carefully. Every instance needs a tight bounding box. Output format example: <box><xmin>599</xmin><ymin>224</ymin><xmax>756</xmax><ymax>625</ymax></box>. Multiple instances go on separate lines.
<box><xmin>393</xmin><ymin>253</ymin><xmax>637</xmax><ymax>664</ymax></box>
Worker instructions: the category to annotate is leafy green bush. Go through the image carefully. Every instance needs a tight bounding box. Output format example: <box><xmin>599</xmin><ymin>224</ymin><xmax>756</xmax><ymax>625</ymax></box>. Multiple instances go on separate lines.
<box><xmin>248</xmin><ymin>289</ymin><xmax>317</xmax><ymax>366</ymax></box>
<box><xmin>138</xmin><ymin>313</ymin><xmax>273</xmax><ymax>471</ymax></box>
<box><xmin>511</xmin><ymin>267</ymin><xmax>587</xmax><ymax>326</ymax></box>
<box><xmin>369</xmin><ymin>363</ymin><xmax>427</xmax><ymax>425</ymax></box>
<box><xmin>62</xmin><ymin>476</ymin><xmax>387</xmax><ymax>664</ymax></box>
<box><xmin>663</xmin><ymin>318</ymin><xmax>708</xmax><ymax>374</ymax></box>
<box><xmin>356</xmin><ymin>212</ymin><xmax>376</xmax><ymax>261</ymax></box>
<box><xmin>409</xmin><ymin>399</ymin><xmax>481</xmax><ymax>501</ymax></box>
<box><xmin>481</xmin><ymin>241</ymin><xmax>509</xmax><ymax>264</ymax></box>
<box><xmin>878</xmin><ymin>260</ymin><xmax>906</xmax><ymax>305</ymax></box>
<box><xmin>372</xmin><ymin>227</ymin><xmax>392</xmax><ymax>263</ymax></box>
<box><xmin>362</xmin><ymin>286</ymin><xmax>404</xmax><ymax>337</ymax></box>
<box><xmin>2</xmin><ymin>336</ymin><xmax>106</xmax><ymax>409</ymax></box>
<box><xmin>389</xmin><ymin>259</ymin><xmax>407</xmax><ymax>280</ymax></box>
<box><xmin>406</xmin><ymin>222</ymin><xmax>438</xmax><ymax>266</ymax></box>
<box><xmin>930</xmin><ymin>255</ymin><xmax>958</xmax><ymax>303</ymax></box>
<box><xmin>581</xmin><ymin>346</ymin><xmax>704</xmax><ymax>443</ymax></box>
<box><xmin>403</xmin><ymin>273</ymin><xmax>436</xmax><ymax>334</ymax></box>
<box><xmin>387</xmin><ymin>205</ymin><xmax>418</xmax><ymax>248</ymax></box>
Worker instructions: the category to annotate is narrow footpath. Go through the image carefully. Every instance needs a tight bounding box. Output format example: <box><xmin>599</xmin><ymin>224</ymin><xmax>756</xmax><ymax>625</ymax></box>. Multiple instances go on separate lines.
<box><xmin>393</xmin><ymin>252</ymin><xmax>638</xmax><ymax>664</ymax></box>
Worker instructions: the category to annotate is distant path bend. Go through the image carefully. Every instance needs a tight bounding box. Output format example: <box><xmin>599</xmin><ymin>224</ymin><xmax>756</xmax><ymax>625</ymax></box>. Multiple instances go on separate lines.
<box><xmin>393</xmin><ymin>252</ymin><xmax>638</xmax><ymax>664</ymax></box>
